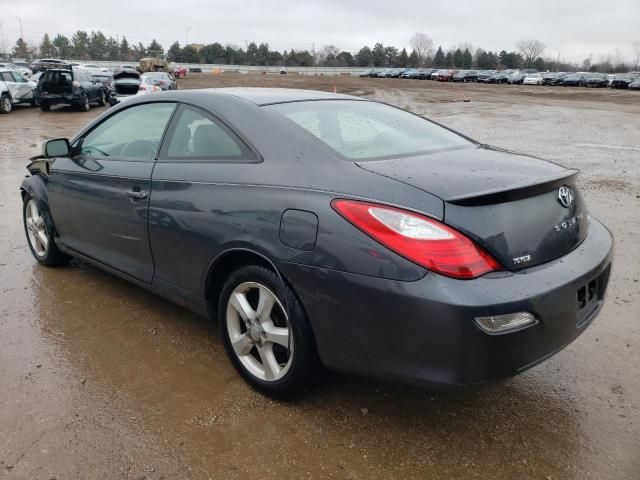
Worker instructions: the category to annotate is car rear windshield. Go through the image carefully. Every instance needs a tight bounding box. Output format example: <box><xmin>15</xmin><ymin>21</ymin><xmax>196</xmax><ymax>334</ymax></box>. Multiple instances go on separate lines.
<box><xmin>267</xmin><ymin>100</ymin><xmax>471</xmax><ymax>161</ymax></box>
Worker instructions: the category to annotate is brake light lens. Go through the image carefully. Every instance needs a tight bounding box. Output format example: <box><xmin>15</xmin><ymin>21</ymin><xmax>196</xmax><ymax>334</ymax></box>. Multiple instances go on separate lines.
<box><xmin>331</xmin><ymin>199</ymin><xmax>502</xmax><ymax>279</ymax></box>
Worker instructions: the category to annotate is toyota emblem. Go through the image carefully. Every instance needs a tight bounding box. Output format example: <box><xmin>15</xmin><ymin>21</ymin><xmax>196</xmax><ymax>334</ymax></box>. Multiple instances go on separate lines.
<box><xmin>558</xmin><ymin>186</ymin><xmax>574</xmax><ymax>208</ymax></box>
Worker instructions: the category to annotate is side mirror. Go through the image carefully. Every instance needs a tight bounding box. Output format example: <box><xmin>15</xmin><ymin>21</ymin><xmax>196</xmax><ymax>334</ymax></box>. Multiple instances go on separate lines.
<box><xmin>43</xmin><ymin>138</ymin><xmax>71</xmax><ymax>158</ymax></box>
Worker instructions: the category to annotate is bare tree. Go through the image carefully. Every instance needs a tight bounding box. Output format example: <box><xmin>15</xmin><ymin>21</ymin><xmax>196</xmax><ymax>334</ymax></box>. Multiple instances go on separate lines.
<box><xmin>634</xmin><ymin>41</ymin><xmax>640</xmax><ymax>70</ymax></box>
<box><xmin>315</xmin><ymin>45</ymin><xmax>340</xmax><ymax>66</ymax></box>
<box><xmin>410</xmin><ymin>32</ymin><xmax>434</xmax><ymax>67</ymax></box>
<box><xmin>516</xmin><ymin>39</ymin><xmax>546</xmax><ymax>67</ymax></box>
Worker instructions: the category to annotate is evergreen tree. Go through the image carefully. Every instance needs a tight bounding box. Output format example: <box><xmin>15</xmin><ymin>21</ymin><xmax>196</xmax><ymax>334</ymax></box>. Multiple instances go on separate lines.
<box><xmin>336</xmin><ymin>51</ymin><xmax>355</xmax><ymax>67</ymax></box>
<box><xmin>397</xmin><ymin>48</ymin><xmax>409</xmax><ymax>67</ymax></box>
<box><xmin>88</xmin><ymin>31</ymin><xmax>108</xmax><ymax>60</ymax></box>
<box><xmin>72</xmin><ymin>31</ymin><xmax>89</xmax><ymax>59</ymax></box>
<box><xmin>147</xmin><ymin>39</ymin><xmax>163</xmax><ymax>56</ymax></box>
<box><xmin>246</xmin><ymin>42</ymin><xmax>258</xmax><ymax>65</ymax></box>
<box><xmin>200</xmin><ymin>42</ymin><xmax>226</xmax><ymax>63</ymax></box>
<box><xmin>462</xmin><ymin>48</ymin><xmax>473</xmax><ymax>68</ymax></box>
<box><xmin>384</xmin><ymin>46</ymin><xmax>398</xmax><ymax>67</ymax></box>
<box><xmin>106</xmin><ymin>37</ymin><xmax>119</xmax><ymax>60</ymax></box>
<box><xmin>52</xmin><ymin>34</ymin><xmax>72</xmax><ymax>59</ymax></box>
<box><xmin>408</xmin><ymin>49</ymin><xmax>419</xmax><ymax>67</ymax></box>
<box><xmin>180</xmin><ymin>45</ymin><xmax>199</xmax><ymax>63</ymax></box>
<box><xmin>13</xmin><ymin>38</ymin><xmax>31</xmax><ymax>58</ymax></box>
<box><xmin>167</xmin><ymin>42</ymin><xmax>182</xmax><ymax>62</ymax></box>
<box><xmin>433</xmin><ymin>46</ymin><xmax>445</xmax><ymax>67</ymax></box>
<box><xmin>452</xmin><ymin>48</ymin><xmax>463</xmax><ymax>67</ymax></box>
<box><xmin>371</xmin><ymin>43</ymin><xmax>385</xmax><ymax>67</ymax></box>
<box><xmin>355</xmin><ymin>46</ymin><xmax>372</xmax><ymax>67</ymax></box>
<box><xmin>119</xmin><ymin>37</ymin><xmax>131</xmax><ymax>61</ymax></box>
<box><xmin>257</xmin><ymin>43</ymin><xmax>270</xmax><ymax>65</ymax></box>
<box><xmin>445</xmin><ymin>51</ymin><xmax>453</xmax><ymax>67</ymax></box>
<box><xmin>40</xmin><ymin>34</ymin><xmax>56</xmax><ymax>58</ymax></box>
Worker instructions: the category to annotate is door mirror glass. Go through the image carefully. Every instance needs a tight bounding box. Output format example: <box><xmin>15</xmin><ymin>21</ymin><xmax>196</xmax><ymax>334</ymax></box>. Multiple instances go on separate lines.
<box><xmin>43</xmin><ymin>138</ymin><xmax>71</xmax><ymax>157</ymax></box>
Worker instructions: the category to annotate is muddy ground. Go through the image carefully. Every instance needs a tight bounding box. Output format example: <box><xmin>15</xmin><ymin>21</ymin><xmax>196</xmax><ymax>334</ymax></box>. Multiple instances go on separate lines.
<box><xmin>0</xmin><ymin>74</ymin><xmax>638</xmax><ymax>479</ymax></box>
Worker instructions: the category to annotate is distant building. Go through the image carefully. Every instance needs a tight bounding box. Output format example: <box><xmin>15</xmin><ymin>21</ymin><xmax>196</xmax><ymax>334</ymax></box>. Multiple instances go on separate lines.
<box><xmin>188</xmin><ymin>43</ymin><xmax>205</xmax><ymax>52</ymax></box>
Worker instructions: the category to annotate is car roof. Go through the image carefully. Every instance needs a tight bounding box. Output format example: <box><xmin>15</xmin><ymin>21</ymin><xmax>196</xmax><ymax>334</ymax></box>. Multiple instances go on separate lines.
<box><xmin>208</xmin><ymin>87</ymin><xmax>362</xmax><ymax>106</ymax></box>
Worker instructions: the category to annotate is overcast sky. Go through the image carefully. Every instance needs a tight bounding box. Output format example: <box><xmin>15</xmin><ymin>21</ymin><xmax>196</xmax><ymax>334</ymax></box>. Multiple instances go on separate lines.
<box><xmin>1</xmin><ymin>0</ymin><xmax>638</xmax><ymax>62</ymax></box>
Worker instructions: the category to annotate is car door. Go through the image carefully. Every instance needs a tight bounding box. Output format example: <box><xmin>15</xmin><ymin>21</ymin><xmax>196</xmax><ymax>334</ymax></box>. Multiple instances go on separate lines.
<box><xmin>47</xmin><ymin>101</ymin><xmax>178</xmax><ymax>283</ymax></box>
<box><xmin>8</xmin><ymin>71</ymin><xmax>34</xmax><ymax>101</ymax></box>
<box><xmin>1</xmin><ymin>71</ymin><xmax>21</xmax><ymax>102</ymax></box>
<box><xmin>149</xmin><ymin>103</ymin><xmax>259</xmax><ymax>294</ymax></box>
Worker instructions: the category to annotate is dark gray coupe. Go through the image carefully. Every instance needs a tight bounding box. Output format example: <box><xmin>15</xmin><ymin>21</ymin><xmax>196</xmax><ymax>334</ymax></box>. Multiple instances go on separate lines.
<box><xmin>21</xmin><ymin>88</ymin><xmax>613</xmax><ymax>395</ymax></box>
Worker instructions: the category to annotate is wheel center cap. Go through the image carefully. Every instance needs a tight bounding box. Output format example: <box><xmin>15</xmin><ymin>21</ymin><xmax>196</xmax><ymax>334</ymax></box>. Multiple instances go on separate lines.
<box><xmin>249</xmin><ymin>324</ymin><xmax>261</xmax><ymax>342</ymax></box>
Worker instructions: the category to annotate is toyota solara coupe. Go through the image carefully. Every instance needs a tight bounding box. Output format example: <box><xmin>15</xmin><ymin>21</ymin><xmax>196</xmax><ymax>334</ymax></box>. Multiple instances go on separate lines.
<box><xmin>21</xmin><ymin>88</ymin><xmax>613</xmax><ymax>395</ymax></box>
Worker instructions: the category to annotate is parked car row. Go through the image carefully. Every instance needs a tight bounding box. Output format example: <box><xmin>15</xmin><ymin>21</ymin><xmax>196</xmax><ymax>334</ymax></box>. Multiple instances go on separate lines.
<box><xmin>0</xmin><ymin>61</ymin><xmax>179</xmax><ymax>114</ymax></box>
<box><xmin>358</xmin><ymin>67</ymin><xmax>640</xmax><ymax>90</ymax></box>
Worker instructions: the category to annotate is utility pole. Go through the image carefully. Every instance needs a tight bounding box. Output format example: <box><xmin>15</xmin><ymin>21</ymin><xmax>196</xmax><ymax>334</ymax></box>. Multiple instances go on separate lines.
<box><xmin>0</xmin><ymin>19</ymin><xmax>5</xmax><ymax>57</ymax></box>
<box><xmin>15</xmin><ymin>16</ymin><xmax>23</xmax><ymax>40</ymax></box>
<box><xmin>185</xmin><ymin>27</ymin><xmax>191</xmax><ymax>47</ymax></box>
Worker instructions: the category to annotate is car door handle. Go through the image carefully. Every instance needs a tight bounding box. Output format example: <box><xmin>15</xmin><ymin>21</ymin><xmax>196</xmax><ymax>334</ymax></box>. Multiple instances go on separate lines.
<box><xmin>127</xmin><ymin>189</ymin><xmax>148</xmax><ymax>200</ymax></box>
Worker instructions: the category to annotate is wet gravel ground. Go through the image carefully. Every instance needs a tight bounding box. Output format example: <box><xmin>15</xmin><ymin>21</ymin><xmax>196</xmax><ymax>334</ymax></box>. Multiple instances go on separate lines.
<box><xmin>0</xmin><ymin>75</ymin><xmax>638</xmax><ymax>479</ymax></box>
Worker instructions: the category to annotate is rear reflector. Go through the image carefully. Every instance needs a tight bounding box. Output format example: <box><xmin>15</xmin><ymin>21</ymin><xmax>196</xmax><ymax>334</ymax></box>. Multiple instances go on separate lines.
<box><xmin>331</xmin><ymin>199</ymin><xmax>502</xmax><ymax>279</ymax></box>
<box><xmin>474</xmin><ymin>312</ymin><xmax>538</xmax><ymax>335</ymax></box>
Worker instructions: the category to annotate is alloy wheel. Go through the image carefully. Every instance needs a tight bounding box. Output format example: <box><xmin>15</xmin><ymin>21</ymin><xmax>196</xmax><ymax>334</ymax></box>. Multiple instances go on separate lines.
<box><xmin>0</xmin><ymin>95</ymin><xmax>11</xmax><ymax>113</ymax></box>
<box><xmin>25</xmin><ymin>199</ymin><xmax>48</xmax><ymax>257</ymax></box>
<box><xmin>225</xmin><ymin>281</ymin><xmax>293</xmax><ymax>382</ymax></box>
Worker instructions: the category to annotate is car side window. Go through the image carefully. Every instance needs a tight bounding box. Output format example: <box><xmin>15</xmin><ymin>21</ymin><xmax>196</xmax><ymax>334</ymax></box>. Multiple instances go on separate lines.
<box><xmin>11</xmin><ymin>72</ymin><xmax>28</xmax><ymax>83</ymax></box>
<box><xmin>0</xmin><ymin>72</ymin><xmax>13</xmax><ymax>82</ymax></box>
<box><xmin>160</xmin><ymin>105</ymin><xmax>255</xmax><ymax>161</ymax></box>
<box><xmin>78</xmin><ymin>103</ymin><xmax>176</xmax><ymax>160</ymax></box>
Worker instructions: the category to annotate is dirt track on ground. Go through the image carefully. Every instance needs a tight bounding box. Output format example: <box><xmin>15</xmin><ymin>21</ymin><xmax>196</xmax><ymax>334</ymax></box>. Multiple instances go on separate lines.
<box><xmin>0</xmin><ymin>73</ymin><xmax>638</xmax><ymax>479</ymax></box>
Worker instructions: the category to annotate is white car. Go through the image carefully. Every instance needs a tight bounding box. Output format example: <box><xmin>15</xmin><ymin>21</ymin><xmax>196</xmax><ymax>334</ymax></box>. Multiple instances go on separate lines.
<box><xmin>0</xmin><ymin>62</ymin><xmax>33</xmax><ymax>78</ymax></box>
<box><xmin>0</xmin><ymin>68</ymin><xmax>38</xmax><ymax>113</ymax></box>
<box><xmin>136</xmin><ymin>75</ymin><xmax>163</xmax><ymax>96</ymax></box>
<box><xmin>522</xmin><ymin>73</ymin><xmax>542</xmax><ymax>85</ymax></box>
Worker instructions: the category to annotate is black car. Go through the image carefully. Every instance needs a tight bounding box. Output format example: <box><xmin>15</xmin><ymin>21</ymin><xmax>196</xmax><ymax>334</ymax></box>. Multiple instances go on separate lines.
<box><xmin>560</xmin><ymin>74</ymin><xmax>587</xmax><ymax>87</ymax></box>
<box><xmin>610</xmin><ymin>74</ymin><xmax>636</xmax><ymax>89</ymax></box>
<box><xmin>487</xmin><ymin>71</ymin><xmax>510</xmax><ymax>84</ymax></box>
<box><xmin>416</xmin><ymin>68</ymin><xmax>436</xmax><ymax>79</ymax></box>
<box><xmin>453</xmin><ymin>70</ymin><xmax>477</xmax><ymax>82</ymax></box>
<box><xmin>21</xmin><ymin>88</ymin><xmax>613</xmax><ymax>395</ymax></box>
<box><xmin>629</xmin><ymin>79</ymin><xmax>640</xmax><ymax>90</ymax></box>
<box><xmin>584</xmin><ymin>73</ymin><xmax>608</xmax><ymax>88</ymax></box>
<box><xmin>91</xmin><ymin>72</ymin><xmax>116</xmax><ymax>102</ymax></box>
<box><xmin>37</xmin><ymin>67</ymin><xmax>106</xmax><ymax>111</ymax></box>
<box><xmin>30</xmin><ymin>58</ymin><xmax>66</xmax><ymax>73</ymax></box>
<box><xmin>541</xmin><ymin>72</ymin><xmax>568</xmax><ymax>86</ymax></box>
<box><xmin>476</xmin><ymin>70</ymin><xmax>496</xmax><ymax>83</ymax></box>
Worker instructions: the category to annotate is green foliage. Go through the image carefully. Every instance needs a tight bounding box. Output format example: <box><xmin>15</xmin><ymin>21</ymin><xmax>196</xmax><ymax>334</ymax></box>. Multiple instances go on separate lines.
<box><xmin>445</xmin><ymin>51</ymin><xmax>453</xmax><ymax>67</ymax></box>
<box><xmin>52</xmin><ymin>34</ymin><xmax>72</xmax><ymax>59</ymax></box>
<box><xmin>167</xmin><ymin>41</ymin><xmax>181</xmax><ymax>62</ymax></box>
<box><xmin>533</xmin><ymin>57</ymin><xmax>546</xmax><ymax>71</ymax></box>
<box><xmin>462</xmin><ymin>48</ymin><xmax>472</xmax><ymax>68</ymax></box>
<box><xmin>88</xmin><ymin>31</ymin><xmax>108</xmax><ymax>60</ymax></box>
<box><xmin>147</xmin><ymin>39</ymin><xmax>164</xmax><ymax>55</ymax></box>
<box><xmin>452</xmin><ymin>48</ymin><xmax>463</xmax><ymax>67</ymax></box>
<box><xmin>120</xmin><ymin>37</ymin><xmax>131</xmax><ymax>61</ymax></box>
<box><xmin>355</xmin><ymin>46</ymin><xmax>372</xmax><ymax>67</ymax></box>
<box><xmin>180</xmin><ymin>45</ymin><xmax>200</xmax><ymax>63</ymax></box>
<box><xmin>499</xmin><ymin>50</ymin><xmax>522</xmax><ymax>68</ymax></box>
<box><xmin>397</xmin><ymin>48</ymin><xmax>409</xmax><ymax>68</ymax></box>
<box><xmin>13</xmin><ymin>38</ymin><xmax>31</xmax><ymax>58</ymax></box>
<box><xmin>200</xmin><ymin>42</ymin><xmax>226</xmax><ymax>63</ymax></box>
<box><xmin>371</xmin><ymin>43</ymin><xmax>385</xmax><ymax>67</ymax></box>
<box><xmin>72</xmin><ymin>31</ymin><xmax>89</xmax><ymax>59</ymax></box>
<box><xmin>433</xmin><ymin>46</ymin><xmax>445</xmax><ymax>67</ymax></box>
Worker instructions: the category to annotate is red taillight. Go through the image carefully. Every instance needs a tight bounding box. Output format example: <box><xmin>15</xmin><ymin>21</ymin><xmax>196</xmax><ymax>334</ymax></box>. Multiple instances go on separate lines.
<box><xmin>331</xmin><ymin>199</ymin><xmax>502</xmax><ymax>280</ymax></box>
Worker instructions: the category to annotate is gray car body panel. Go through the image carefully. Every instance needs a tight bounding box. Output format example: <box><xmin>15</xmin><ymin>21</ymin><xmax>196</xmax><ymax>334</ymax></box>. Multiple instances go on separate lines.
<box><xmin>21</xmin><ymin>88</ymin><xmax>614</xmax><ymax>387</ymax></box>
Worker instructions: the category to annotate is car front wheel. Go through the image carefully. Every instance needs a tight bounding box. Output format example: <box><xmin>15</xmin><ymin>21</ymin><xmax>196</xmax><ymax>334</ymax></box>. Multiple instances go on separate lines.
<box><xmin>97</xmin><ymin>90</ymin><xmax>106</xmax><ymax>106</ymax></box>
<box><xmin>218</xmin><ymin>264</ymin><xmax>321</xmax><ymax>396</ymax></box>
<box><xmin>23</xmin><ymin>194</ymin><xmax>71</xmax><ymax>266</ymax></box>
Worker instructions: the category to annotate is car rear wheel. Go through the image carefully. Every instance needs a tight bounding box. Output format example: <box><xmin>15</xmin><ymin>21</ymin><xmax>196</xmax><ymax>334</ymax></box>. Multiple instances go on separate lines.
<box><xmin>80</xmin><ymin>94</ymin><xmax>90</xmax><ymax>112</ymax></box>
<box><xmin>30</xmin><ymin>95</ymin><xmax>39</xmax><ymax>107</ymax></box>
<box><xmin>23</xmin><ymin>194</ymin><xmax>71</xmax><ymax>266</ymax></box>
<box><xmin>97</xmin><ymin>90</ymin><xmax>106</xmax><ymax>106</ymax></box>
<box><xmin>0</xmin><ymin>94</ymin><xmax>12</xmax><ymax>114</ymax></box>
<box><xmin>218</xmin><ymin>264</ymin><xmax>320</xmax><ymax>396</ymax></box>
<box><xmin>40</xmin><ymin>103</ymin><xmax>51</xmax><ymax>111</ymax></box>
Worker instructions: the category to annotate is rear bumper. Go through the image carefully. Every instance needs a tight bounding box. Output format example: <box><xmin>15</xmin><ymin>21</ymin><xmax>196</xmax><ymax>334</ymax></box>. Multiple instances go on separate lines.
<box><xmin>38</xmin><ymin>93</ymin><xmax>83</xmax><ymax>106</ymax></box>
<box><xmin>279</xmin><ymin>217</ymin><xmax>613</xmax><ymax>388</ymax></box>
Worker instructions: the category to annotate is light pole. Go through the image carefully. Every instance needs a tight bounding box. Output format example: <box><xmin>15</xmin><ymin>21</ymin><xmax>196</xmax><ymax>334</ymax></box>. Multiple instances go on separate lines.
<box><xmin>185</xmin><ymin>27</ymin><xmax>191</xmax><ymax>47</ymax></box>
<box><xmin>15</xmin><ymin>16</ymin><xmax>23</xmax><ymax>40</ymax></box>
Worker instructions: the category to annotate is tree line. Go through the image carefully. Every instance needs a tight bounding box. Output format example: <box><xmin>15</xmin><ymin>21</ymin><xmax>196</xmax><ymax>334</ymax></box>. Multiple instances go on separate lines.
<box><xmin>8</xmin><ymin>31</ymin><xmax>639</xmax><ymax>73</ymax></box>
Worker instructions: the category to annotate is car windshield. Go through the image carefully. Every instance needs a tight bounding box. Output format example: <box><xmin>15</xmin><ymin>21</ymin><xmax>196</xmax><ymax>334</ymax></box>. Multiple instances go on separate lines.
<box><xmin>268</xmin><ymin>100</ymin><xmax>472</xmax><ymax>161</ymax></box>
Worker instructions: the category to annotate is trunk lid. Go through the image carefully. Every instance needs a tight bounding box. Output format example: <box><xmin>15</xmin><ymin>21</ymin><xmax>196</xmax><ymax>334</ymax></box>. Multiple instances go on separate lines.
<box><xmin>356</xmin><ymin>146</ymin><xmax>589</xmax><ymax>271</ymax></box>
<box><xmin>113</xmin><ymin>70</ymin><xmax>140</xmax><ymax>95</ymax></box>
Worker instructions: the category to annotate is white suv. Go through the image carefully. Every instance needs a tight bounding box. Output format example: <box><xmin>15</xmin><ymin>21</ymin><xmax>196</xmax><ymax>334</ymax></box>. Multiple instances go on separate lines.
<box><xmin>0</xmin><ymin>68</ymin><xmax>38</xmax><ymax>113</ymax></box>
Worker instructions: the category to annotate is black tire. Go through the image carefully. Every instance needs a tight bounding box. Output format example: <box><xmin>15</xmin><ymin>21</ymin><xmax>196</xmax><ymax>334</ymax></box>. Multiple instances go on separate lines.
<box><xmin>0</xmin><ymin>94</ymin><xmax>12</xmax><ymax>114</ymax></box>
<box><xmin>97</xmin><ymin>90</ymin><xmax>106</xmax><ymax>106</ymax></box>
<box><xmin>218</xmin><ymin>264</ymin><xmax>321</xmax><ymax>396</ymax></box>
<box><xmin>40</xmin><ymin>103</ymin><xmax>51</xmax><ymax>111</ymax></box>
<box><xmin>30</xmin><ymin>95</ymin><xmax>39</xmax><ymax>107</ymax></box>
<box><xmin>79</xmin><ymin>94</ymin><xmax>90</xmax><ymax>112</ymax></box>
<box><xmin>22</xmin><ymin>193</ymin><xmax>71</xmax><ymax>267</ymax></box>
